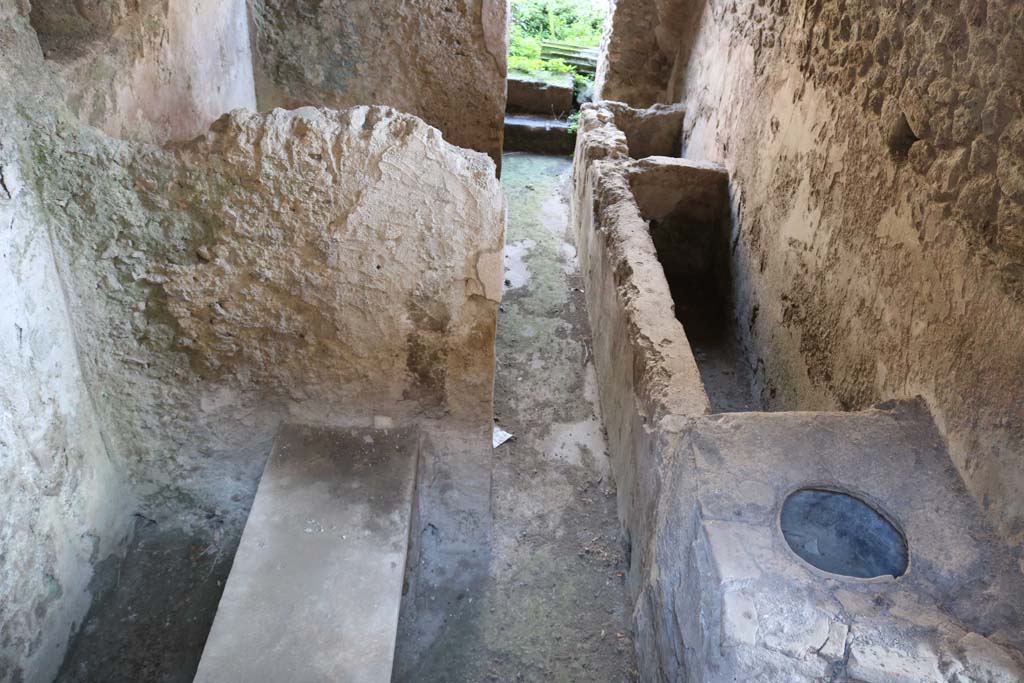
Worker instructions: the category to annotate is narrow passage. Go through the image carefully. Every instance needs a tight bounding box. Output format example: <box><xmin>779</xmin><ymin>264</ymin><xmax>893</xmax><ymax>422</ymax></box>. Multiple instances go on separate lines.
<box><xmin>406</xmin><ymin>153</ymin><xmax>636</xmax><ymax>681</ymax></box>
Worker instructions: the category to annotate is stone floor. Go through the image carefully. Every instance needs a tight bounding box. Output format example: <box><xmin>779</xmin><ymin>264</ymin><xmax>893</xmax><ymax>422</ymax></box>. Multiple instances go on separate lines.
<box><xmin>57</xmin><ymin>153</ymin><xmax>635</xmax><ymax>683</ymax></box>
<box><xmin>398</xmin><ymin>153</ymin><xmax>636</xmax><ymax>681</ymax></box>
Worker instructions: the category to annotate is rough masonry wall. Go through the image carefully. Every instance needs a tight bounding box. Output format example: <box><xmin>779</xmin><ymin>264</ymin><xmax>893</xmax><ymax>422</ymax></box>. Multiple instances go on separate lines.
<box><xmin>32</xmin><ymin>0</ymin><xmax>256</xmax><ymax>143</ymax></box>
<box><xmin>594</xmin><ymin>0</ymin><xmax>670</xmax><ymax>107</ymax></box>
<box><xmin>659</xmin><ymin>0</ymin><xmax>1024</xmax><ymax>543</ymax></box>
<box><xmin>0</xmin><ymin>13</ymin><xmax>131</xmax><ymax>682</ymax></box>
<box><xmin>1</xmin><ymin>4</ymin><xmax>506</xmax><ymax>675</ymax></box>
<box><xmin>250</xmin><ymin>0</ymin><xmax>507</xmax><ymax>168</ymax></box>
<box><xmin>36</xmin><ymin>104</ymin><xmax>504</xmax><ymax>525</ymax></box>
<box><xmin>0</xmin><ymin>117</ymin><xmax>130</xmax><ymax>683</ymax></box>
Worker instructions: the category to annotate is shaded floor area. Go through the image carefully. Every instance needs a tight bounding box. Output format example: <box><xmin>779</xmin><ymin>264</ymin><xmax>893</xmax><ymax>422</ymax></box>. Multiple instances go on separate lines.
<box><xmin>690</xmin><ymin>335</ymin><xmax>758</xmax><ymax>413</ymax></box>
<box><xmin>56</xmin><ymin>517</ymin><xmax>237</xmax><ymax>682</ymax></box>
<box><xmin>399</xmin><ymin>153</ymin><xmax>636</xmax><ymax>681</ymax></box>
<box><xmin>57</xmin><ymin>153</ymin><xmax>634</xmax><ymax>683</ymax></box>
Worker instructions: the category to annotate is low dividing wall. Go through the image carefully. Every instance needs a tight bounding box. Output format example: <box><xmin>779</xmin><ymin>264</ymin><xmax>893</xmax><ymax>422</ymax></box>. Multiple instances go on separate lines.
<box><xmin>570</xmin><ymin>102</ymin><xmax>712</xmax><ymax>600</ymax></box>
<box><xmin>2</xmin><ymin>7</ymin><xmax>506</xmax><ymax>673</ymax></box>
<box><xmin>572</xmin><ymin>101</ymin><xmax>1024</xmax><ymax>682</ymax></box>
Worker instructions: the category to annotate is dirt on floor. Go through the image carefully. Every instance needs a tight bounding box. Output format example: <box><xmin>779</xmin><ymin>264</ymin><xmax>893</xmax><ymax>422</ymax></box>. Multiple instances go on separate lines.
<box><xmin>56</xmin><ymin>153</ymin><xmax>634</xmax><ymax>683</ymax></box>
<box><xmin>398</xmin><ymin>153</ymin><xmax>636</xmax><ymax>682</ymax></box>
<box><xmin>55</xmin><ymin>515</ymin><xmax>237</xmax><ymax>683</ymax></box>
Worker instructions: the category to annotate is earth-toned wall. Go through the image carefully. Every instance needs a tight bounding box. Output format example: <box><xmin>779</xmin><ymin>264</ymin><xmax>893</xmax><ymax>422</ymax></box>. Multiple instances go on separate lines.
<box><xmin>250</xmin><ymin>0</ymin><xmax>508</xmax><ymax>169</ymax></box>
<box><xmin>0</xmin><ymin>4</ymin><xmax>505</xmax><ymax>677</ymax></box>
<box><xmin>594</xmin><ymin>0</ymin><xmax>672</xmax><ymax>107</ymax></box>
<box><xmin>603</xmin><ymin>0</ymin><xmax>1024</xmax><ymax>546</ymax></box>
<box><xmin>31</xmin><ymin>0</ymin><xmax>256</xmax><ymax>143</ymax></box>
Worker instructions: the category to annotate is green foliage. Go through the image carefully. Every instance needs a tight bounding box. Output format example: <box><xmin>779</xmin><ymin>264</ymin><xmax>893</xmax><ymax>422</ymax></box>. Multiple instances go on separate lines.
<box><xmin>508</xmin><ymin>0</ymin><xmax>605</xmax><ymax>83</ymax></box>
<box><xmin>510</xmin><ymin>0</ymin><xmax>606</xmax><ymax>47</ymax></box>
<box><xmin>508</xmin><ymin>55</ymin><xmax>573</xmax><ymax>77</ymax></box>
<box><xmin>509</xmin><ymin>28</ymin><xmax>542</xmax><ymax>60</ymax></box>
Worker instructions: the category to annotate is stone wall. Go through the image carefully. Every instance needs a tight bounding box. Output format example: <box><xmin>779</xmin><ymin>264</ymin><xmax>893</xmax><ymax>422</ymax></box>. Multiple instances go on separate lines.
<box><xmin>607</xmin><ymin>0</ymin><xmax>1024</xmax><ymax>545</ymax></box>
<box><xmin>250</xmin><ymin>0</ymin><xmax>507</xmax><ymax>169</ymax></box>
<box><xmin>0</xmin><ymin>118</ymin><xmax>130</xmax><ymax>683</ymax></box>
<box><xmin>571</xmin><ymin>108</ymin><xmax>717</xmax><ymax>618</ymax></box>
<box><xmin>35</xmin><ymin>104</ymin><xmax>503</xmax><ymax>514</ymax></box>
<box><xmin>32</xmin><ymin>0</ymin><xmax>256</xmax><ymax>143</ymax></box>
<box><xmin>594</xmin><ymin>0</ymin><xmax>672</xmax><ymax>107</ymax></box>
<box><xmin>573</xmin><ymin>99</ymin><xmax>1024</xmax><ymax>683</ymax></box>
<box><xmin>0</xmin><ymin>14</ymin><xmax>132</xmax><ymax>681</ymax></box>
<box><xmin>1</xmin><ymin>4</ymin><xmax>505</xmax><ymax>676</ymax></box>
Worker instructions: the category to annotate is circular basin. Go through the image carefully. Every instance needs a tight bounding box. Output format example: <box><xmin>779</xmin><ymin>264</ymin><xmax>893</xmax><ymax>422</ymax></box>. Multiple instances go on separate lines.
<box><xmin>781</xmin><ymin>488</ymin><xmax>908</xmax><ymax>579</ymax></box>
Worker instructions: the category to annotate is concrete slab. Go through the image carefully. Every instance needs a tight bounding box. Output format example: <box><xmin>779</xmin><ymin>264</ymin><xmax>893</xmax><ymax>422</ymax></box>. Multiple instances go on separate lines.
<box><xmin>644</xmin><ymin>402</ymin><xmax>1024</xmax><ymax>682</ymax></box>
<box><xmin>194</xmin><ymin>424</ymin><xmax>419</xmax><ymax>683</ymax></box>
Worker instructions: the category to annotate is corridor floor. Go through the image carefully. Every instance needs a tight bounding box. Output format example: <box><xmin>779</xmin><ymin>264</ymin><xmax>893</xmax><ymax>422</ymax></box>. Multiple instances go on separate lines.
<box><xmin>402</xmin><ymin>153</ymin><xmax>637</xmax><ymax>681</ymax></box>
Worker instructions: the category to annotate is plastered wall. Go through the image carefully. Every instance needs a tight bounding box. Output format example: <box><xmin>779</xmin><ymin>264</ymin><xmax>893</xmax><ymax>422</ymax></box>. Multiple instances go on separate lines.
<box><xmin>32</xmin><ymin>0</ymin><xmax>257</xmax><ymax>143</ymax></box>
<box><xmin>250</xmin><ymin>0</ymin><xmax>508</xmax><ymax>168</ymax></box>
<box><xmin>602</xmin><ymin>0</ymin><xmax>1024</xmax><ymax>545</ymax></box>
<box><xmin>1</xmin><ymin>4</ymin><xmax>506</xmax><ymax>677</ymax></box>
<box><xmin>0</xmin><ymin>13</ymin><xmax>131</xmax><ymax>681</ymax></box>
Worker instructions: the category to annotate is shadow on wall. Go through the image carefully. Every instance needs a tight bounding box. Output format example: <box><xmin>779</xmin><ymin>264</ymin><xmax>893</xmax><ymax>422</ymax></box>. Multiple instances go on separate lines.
<box><xmin>248</xmin><ymin>0</ymin><xmax>508</xmax><ymax>168</ymax></box>
<box><xmin>29</xmin><ymin>0</ymin><xmax>257</xmax><ymax>144</ymax></box>
<box><xmin>571</xmin><ymin>99</ymin><xmax>1024</xmax><ymax>683</ymax></box>
<box><xmin>28</xmin><ymin>0</ymin><xmax>116</xmax><ymax>57</ymax></box>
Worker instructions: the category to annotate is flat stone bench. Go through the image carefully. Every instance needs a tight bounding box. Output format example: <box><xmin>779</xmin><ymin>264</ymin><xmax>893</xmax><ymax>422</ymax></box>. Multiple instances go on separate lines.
<box><xmin>194</xmin><ymin>424</ymin><xmax>419</xmax><ymax>683</ymax></box>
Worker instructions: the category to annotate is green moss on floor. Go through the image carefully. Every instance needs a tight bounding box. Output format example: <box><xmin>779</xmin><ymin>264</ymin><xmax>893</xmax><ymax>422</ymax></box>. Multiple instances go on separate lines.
<box><xmin>397</xmin><ymin>153</ymin><xmax>636</xmax><ymax>682</ymax></box>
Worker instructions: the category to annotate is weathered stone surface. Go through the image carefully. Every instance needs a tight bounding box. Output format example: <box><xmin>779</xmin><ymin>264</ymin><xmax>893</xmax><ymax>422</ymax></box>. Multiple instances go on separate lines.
<box><xmin>571</xmin><ymin>105</ymin><xmax>725</xmax><ymax>604</ymax></box>
<box><xmin>32</xmin><ymin>0</ymin><xmax>256</xmax><ymax>143</ymax></box>
<box><xmin>250</xmin><ymin>0</ymin><xmax>508</xmax><ymax>168</ymax></box>
<box><xmin>0</xmin><ymin>7</ymin><xmax>506</xmax><ymax>676</ymax></box>
<box><xmin>603</xmin><ymin>101</ymin><xmax>685</xmax><ymax>159</ymax></box>
<box><xmin>0</xmin><ymin>16</ymin><xmax>132</xmax><ymax>682</ymax></box>
<box><xmin>194</xmin><ymin>425</ymin><xmax>419</xmax><ymax>683</ymax></box>
<box><xmin>847</xmin><ymin>638</ymin><xmax>945</xmax><ymax>683</ymax></box>
<box><xmin>151</xmin><ymin>106</ymin><xmax>504</xmax><ymax>419</ymax></box>
<box><xmin>594</xmin><ymin>0</ymin><xmax>674</xmax><ymax>107</ymax></box>
<box><xmin>572</xmin><ymin>101</ymin><xmax>1024</xmax><ymax>682</ymax></box>
<box><xmin>506</xmin><ymin>72</ymin><xmax>574</xmax><ymax>117</ymax></box>
<box><xmin>641</xmin><ymin>0</ymin><xmax>1024</xmax><ymax>545</ymax></box>
<box><xmin>31</xmin><ymin>104</ymin><xmax>504</xmax><ymax>525</ymax></box>
<box><xmin>0</xmin><ymin>128</ymin><xmax>131</xmax><ymax>683</ymax></box>
<box><xmin>49</xmin><ymin>106</ymin><xmax>505</xmax><ymax>669</ymax></box>
<box><xmin>645</xmin><ymin>404</ymin><xmax>1024</xmax><ymax>683</ymax></box>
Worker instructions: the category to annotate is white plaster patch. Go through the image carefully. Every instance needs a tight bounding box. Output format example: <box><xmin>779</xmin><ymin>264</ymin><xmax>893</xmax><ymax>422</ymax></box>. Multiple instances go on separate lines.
<box><xmin>702</xmin><ymin>520</ymin><xmax>765</xmax><ymax>584</ymax></box>
<box><xmin>541</xmin><ymin>195</ymin><xmax>568</xmax><ymax>236</ymax></box>
<box><xmin>503</xmin><ymin>239</ymin><xmax>536</xmax><ymax>290</ymax></box>
<box><xmin>721</xmin><ymin>589</ymin><xmax>758</xmax><ymax>646</ymax></box>
<box><xmin>847</xmin><ymin>638</ymin><xmax>943</xmax><ymax>683</ymax></box>
<box><xmin>582</xmin><ymin>361</ymin><xmax>601</xmax><ymax>407</ymax></box>
<box><xmin>558</xmin><ymin>241</ymin><xmax>578</xmax><ymax>274</ymax></box>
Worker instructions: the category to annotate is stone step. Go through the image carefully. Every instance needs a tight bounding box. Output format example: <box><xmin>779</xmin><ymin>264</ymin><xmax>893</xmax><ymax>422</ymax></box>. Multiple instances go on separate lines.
<box><xmin>194</xmin><ymin>424</ymin><xmax>419</xmax><ymax>683</ymax></box>
<box><xmin>507</xmin><ymin>72</ymin><xmax>574</xmax><ymax>117</ymax></box>
<box><xmin>503</xmin><ymin>114</ymin><xmax>576</xmax><ymax>155</ymax></box>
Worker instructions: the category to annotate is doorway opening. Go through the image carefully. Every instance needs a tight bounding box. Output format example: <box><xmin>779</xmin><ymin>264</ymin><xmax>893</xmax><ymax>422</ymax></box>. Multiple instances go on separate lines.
<box><xmin>503</xmin><ymin>0</ymin><xmax>608</xmax><ymax>153</ymax></box>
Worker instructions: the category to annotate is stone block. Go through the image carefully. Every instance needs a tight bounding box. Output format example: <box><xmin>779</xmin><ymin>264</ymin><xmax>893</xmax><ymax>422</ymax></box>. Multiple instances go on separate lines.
<box><xmin>507</xmin><ymin>72</ymin><xmax>575</xmax><ymax>117</ymax></box>
<box><xmin>194</xmin><ymin>424</ymin><xmax>419</xmax><ymax>683</ymax></box>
